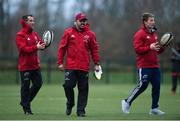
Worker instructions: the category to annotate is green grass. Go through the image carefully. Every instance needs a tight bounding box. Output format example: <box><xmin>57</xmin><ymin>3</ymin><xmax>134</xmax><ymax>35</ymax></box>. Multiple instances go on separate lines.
<box><xmin>0</xmin><ymin>84</ymin><xmax>179</xmax><ymax>120</ymax></box>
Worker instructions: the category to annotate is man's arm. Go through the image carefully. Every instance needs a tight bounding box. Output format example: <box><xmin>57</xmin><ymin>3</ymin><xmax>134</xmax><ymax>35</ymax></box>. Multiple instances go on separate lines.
<box><xmin>89</xmin><ymin>32</ymin><xmax>100</xmax><ymax>65</ymax></box>
<box><xmin>57</xmin><ymin>31</ymin><xmax>69</xmax><ymax>67</ymax></box>
<box><xmin>133</xmin><ymin>32</ymin><xmax>151</xmax><ymax>55</ymax></box>
<box><xmin>16</xmin><ymin>35</ymin><xmax>38</xmax><ymax>53</ymax></box>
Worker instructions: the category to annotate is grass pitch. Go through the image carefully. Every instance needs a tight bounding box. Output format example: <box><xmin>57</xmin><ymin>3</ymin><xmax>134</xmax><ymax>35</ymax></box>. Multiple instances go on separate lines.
<box><xmin>0</xmin><ymin>84</ymin><xmax>179</xmax><ymax>120</ymax></box>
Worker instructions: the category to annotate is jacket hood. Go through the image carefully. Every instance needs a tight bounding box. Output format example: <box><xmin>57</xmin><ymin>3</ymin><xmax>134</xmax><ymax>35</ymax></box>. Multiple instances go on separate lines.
<box><xmin>141</xmin><ymin>24</ymin><xmax>149</xmax><ymax>33</ymax></box>
<box><xmin>20</xmin><ymin>19</ymin><xmax>33</xmax><ymax>33</ymax></box>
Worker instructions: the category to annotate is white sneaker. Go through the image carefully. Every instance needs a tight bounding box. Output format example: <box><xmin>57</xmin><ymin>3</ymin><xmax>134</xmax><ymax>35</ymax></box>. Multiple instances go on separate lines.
<box><xmin>121</xmin><ymin>100</ymin><xmax>130</xmax><ymax>114</ymax></box>
<box><xmin>149</xmin><ymin>108</ymin><xmax>165</xmax><ymax>115</ymax></box>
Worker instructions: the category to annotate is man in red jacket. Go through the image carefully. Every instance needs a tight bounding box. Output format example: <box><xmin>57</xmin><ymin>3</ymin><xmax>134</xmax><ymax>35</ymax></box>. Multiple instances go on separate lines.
<box><xmin>121</xmin><ymin>13</ymin><xmax>165</xmax><ymax>115</ymax></box>
<box><xmin>16</xmin><ymin>15</ymin><xmax>46</xmax><ymax>115</ymax></box>
<box><xmin>57</xmin><ymin>12</ymin><xmax>100</xmax><ymax>117</ymax></box>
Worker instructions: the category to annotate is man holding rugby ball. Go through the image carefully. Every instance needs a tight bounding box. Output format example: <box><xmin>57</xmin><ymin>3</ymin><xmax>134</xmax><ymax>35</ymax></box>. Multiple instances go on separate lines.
<box><xmin>121</xmin><ymin>12</ymin><xmax>165</xmax><ymax>115</ymax></box>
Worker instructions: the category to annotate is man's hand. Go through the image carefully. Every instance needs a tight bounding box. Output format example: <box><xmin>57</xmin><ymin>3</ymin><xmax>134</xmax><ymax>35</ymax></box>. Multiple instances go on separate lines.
<box><xmin>150</xmin><ymin>42</ymin><xmax>161</xmax><ymax>51</ymax></box>
<box><xmin>58</xmin><ymin>64</ymin><xmax>64</xmax><ymax>71</ymax></box>
<box><xmin>37</xmin><ymin>42</ymin><xmax>45</xmax><ymax>50</ymax></box>
<box><xmin>94</xmin><ymin>65</ymin><xmax>100</xmax><ymax>71</ymax></box>
<box><xmin>94</xmin><ymin>65</ymin><xmax>102</xmax><ymax>80</ymax></box>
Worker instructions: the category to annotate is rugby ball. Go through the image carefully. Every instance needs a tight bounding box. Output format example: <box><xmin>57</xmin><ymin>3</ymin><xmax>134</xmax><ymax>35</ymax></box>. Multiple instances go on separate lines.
<box><xmin>94</xmin><ymin>65</ymin><xmax>103</xmax><ymax>80</ymax></box>
<box><xmin>42</xmin><ymin>30</ymin><xmax>54</xmax><ymax>47</ymax></box>
<box><xmin>160</xmin><ymin>32</ymin><xmax>173</xmax><ymax>46</ymax></box>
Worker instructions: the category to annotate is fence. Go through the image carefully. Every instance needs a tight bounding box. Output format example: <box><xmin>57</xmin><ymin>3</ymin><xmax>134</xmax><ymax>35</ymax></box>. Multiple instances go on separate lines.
<box><xmin>0</xmin><ymin>56</ymin><xmax>171</xmax><ymax>84</ymax></box>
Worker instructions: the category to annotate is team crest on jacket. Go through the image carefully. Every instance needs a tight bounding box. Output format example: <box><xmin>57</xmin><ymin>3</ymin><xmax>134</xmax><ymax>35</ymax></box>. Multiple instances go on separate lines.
<box><xmin>155</xmin><ymin>36</ymin><xmax>158</xmax><ymax>40</ymax></box>
<box><xmin>34</xmin><ymin>35</ymin><xmax>38</xmax><ymax>43</ymax></box>
<box><xmin>147</xmin><ymin>36</ymin><xmax>150</xmax><ymax>39</ymax></box>
<box><xmin>34</xmin><ymin>36</ymin><xmax>38</xmax><ymax>40</ymax></box>
<box><xmin>71</xmin><ymin>34</ymin><xmax>75</xmax><ymax>38</ymax></box>
<box><xmin>83</xmin><ymin>35</ymin><xmax>89</xmax><ymax>43</ymax></box>
<box><xmin>27</xmin><ymin>37</ymin><xmax>30</xmax><ymax>40</ymax></box>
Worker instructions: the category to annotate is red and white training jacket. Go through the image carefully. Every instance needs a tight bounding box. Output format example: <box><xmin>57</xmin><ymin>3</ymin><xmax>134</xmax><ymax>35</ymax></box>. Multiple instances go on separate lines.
<box><xmin>16</xmin><ymin>19</ymin><xmax>43</xmax><ymax>71</ymax></box>
<box><xmin>57</xmin><ymin>25</ymin><xmax>100</xmax><ymax>72</ymax></box>
<box><xmin>133</xmin><ymin>25</ymin><xmax>164</xmax><ymax>68</ymax></box>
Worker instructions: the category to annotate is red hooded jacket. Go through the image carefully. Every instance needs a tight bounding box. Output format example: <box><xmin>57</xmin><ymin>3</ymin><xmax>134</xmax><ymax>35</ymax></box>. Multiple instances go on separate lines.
<box><xmin>16</xmin><ymin>20</ymin><xmax>43</xmax><ymax>71</ymax></box>
<box><xmin>57</xmin><ymin>25</ymin><xmax>100</xmax><ymax>72</ymax></box>
<box><xmin>134</xmin><ymin>25</ymin><xmax>164</xmax><ymax>68</ymax></box>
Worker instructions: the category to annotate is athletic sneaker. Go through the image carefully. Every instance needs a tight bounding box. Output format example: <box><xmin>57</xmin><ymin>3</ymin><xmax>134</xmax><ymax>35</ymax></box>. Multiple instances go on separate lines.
<box><xmin>66</xmin><ymin>107</ymin><xmax>72</xmax><ymax>116</ymax></box>
<box><xmin>121</xmin><ymin>100</ymin><xmax>130</xmax><ymax>114</ymax></box>
<box><xmin>149</xmin><ymin>108</ymin><xmax>165</xmax><ymax>115</ymax></box>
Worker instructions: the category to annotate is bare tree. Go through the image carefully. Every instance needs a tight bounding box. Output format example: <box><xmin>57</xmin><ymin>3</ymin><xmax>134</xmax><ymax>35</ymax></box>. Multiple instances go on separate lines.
<box><xmin>0</xmin><ymin>0</ymin><xmax>12</xmax><ymax>57</ymax></box>
<box><xmin>1</xmin><ymin>0</ymin><xmax>180</xmax><ymax>65</ymax></box>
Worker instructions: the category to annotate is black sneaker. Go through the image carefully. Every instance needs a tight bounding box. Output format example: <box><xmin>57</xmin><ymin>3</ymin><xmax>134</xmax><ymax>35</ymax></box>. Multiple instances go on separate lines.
<box><xmin>24</xmin><ymin>111</ymin><xmax>33</xmax><ymax>115</ymax></box>
<box><xmin>77</xmin><ymin>112</ymin><xmax>86</xmax><ymax>117</ymax></box>
<box><xmin>20</xmin><ymin>102</ymin><xmax>33</xmax><ymax>115</ymax></box>
<box><xmin>66</xmin><ymin>107</ymin><xmax>72</xmax><ymax>115</ymax></box>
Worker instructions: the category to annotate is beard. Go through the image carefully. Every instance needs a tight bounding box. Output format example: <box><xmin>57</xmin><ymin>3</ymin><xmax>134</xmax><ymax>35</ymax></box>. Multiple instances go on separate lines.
<box><xmin>74</xmin><ymin>22</ymin><xmax>86</xmax><ymax>31</ymax></box>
